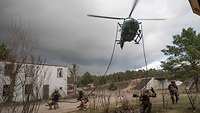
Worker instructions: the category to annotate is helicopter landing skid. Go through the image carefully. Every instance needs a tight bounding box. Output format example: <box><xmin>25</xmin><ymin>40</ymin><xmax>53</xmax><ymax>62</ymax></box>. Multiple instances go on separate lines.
<box><xmin>115</xmin><ymin>26</ymin><xmax>125</xmax><ymax>49</ymax></box>
<box><xmin>134</xmin><ymin>23</ymin><xmax>143</xmax><ymax>44</ymax></box>
<box><xmin>115</xmin><ymin>23</ymin><xmax>121</xmax><ymax>45</ymax></box>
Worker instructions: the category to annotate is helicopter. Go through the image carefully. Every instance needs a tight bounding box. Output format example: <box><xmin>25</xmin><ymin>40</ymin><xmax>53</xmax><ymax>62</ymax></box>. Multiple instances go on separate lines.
<box><xmin>88</xmin><ymin>0</ymin><xmax>166</xmax><ymax>49</ymax></box>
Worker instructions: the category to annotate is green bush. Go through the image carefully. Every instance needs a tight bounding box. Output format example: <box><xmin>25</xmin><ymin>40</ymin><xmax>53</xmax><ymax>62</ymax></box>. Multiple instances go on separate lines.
<box><xmin>108</xmin><ymin>83</ymin><xmax>117</xmax><ymax>91</ymax></box>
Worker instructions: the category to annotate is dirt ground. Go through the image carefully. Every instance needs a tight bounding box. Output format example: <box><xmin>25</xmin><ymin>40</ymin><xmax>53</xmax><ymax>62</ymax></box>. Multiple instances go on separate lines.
<box><xmin>38</xmin><ymin>91</ymin><xmax>200</xmax><ymax>113</ymax></box>
<box><xmin>38</xmin><ymin>99</ymin><xmax>80</xmax><ymax>113</ymax></box>
<box><xmin>38</xmin><ymin>90</ymin><xmax>131</xmax><ymax>113</ymax></box>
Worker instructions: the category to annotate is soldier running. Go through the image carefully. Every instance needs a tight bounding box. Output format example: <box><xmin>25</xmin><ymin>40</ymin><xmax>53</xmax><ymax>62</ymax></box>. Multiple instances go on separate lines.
<box><xmin>168</xmin><ymin>80</ymin><xmax>179</xmax><ymax>104</ymax></box>
<box><xmin>133</xmin><ymin>87</ymin><xmax>156</xmax><ymax>113</ymax></box>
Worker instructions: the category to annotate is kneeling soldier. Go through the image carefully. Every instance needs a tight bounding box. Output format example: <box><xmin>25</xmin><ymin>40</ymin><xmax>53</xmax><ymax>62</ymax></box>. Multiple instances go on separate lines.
<box><xmin>77</xmin><ymin>90</ymin><xmax>88</xmax><ymax>110</ymax></box>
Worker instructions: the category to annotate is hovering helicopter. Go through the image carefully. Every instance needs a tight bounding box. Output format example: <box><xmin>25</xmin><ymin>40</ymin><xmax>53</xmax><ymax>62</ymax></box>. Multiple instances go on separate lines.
<box><xmin>88</xmin><ymin>0</ymin><xmax>166</xmax><ymax>49</ymax></box>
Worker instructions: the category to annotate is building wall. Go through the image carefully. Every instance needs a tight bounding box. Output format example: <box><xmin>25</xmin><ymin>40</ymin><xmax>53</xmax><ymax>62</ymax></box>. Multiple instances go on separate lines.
<box><xmin>44</xmin><ymin>65</ymin><xmax>68</xmax><ymax>97</ymax></box>
<box><xmin>0</xmin><ymin>62</ymin><xmax>68</xmax><ymax>102</ymax></box>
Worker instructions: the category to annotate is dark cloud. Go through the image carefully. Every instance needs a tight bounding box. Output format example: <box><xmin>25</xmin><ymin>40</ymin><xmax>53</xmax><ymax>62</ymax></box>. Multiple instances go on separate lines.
<box><xmin>0</xmin><ymin>0</ymin><xmax>199</xmax><ymax>74</ymax></box>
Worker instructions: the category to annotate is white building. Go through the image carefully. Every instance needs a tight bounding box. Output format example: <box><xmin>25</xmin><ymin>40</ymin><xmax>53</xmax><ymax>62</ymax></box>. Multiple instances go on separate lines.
<box><xmin>136</xmin><ymin>77</ymin><xmax>183</xmax><ymax>90</ymax></box>
<box><xmin>0</xmin><ymin>62</ymin><xmax>68</xmax><ymax>102</ymax></box>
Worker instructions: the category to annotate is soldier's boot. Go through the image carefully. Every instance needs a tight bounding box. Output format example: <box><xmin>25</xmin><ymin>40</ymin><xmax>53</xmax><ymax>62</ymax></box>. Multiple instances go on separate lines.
<box><xmin>49</xmin><ymin>104</ymin><xmax>52</xmax><ymax>110</ymax></box>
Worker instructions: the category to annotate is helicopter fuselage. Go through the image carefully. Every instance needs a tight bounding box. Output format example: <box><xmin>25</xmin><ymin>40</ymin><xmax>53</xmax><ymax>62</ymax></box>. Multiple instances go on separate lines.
<box><xmin>118</xmin><ymin>18</ymin><xmax>141</xmax><ymax>48</ymax></box>
<box><xmin>121</xmin><ymin>18</ymin><xmax>139</xmax><ymax>42</ymax></box>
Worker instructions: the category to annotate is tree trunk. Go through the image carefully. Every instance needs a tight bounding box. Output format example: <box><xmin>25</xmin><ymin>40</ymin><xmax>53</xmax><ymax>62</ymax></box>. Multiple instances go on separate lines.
<box><xmin>194</xmin><ymin>75</ymin><xmax>199</xmax><ymax>93</ymax></box>
<box><xmin>7</xmin><ymin>63</ymin><xmax>16</xmax><ymax>103</ymax></box>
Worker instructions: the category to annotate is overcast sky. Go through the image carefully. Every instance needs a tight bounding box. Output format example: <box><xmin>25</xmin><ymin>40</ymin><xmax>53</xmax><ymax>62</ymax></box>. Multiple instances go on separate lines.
<box><xmin>0</xmin><ymin>0</ymin><xmax>199</xmax><ymax>75</ymax></box>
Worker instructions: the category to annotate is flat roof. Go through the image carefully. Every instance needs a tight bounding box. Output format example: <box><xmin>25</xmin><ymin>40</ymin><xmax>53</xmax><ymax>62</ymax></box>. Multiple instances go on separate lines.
<box><xmin>0</xmin><ymin>61</ymin><xmax>68</xmax><ymax>68</ymax></box>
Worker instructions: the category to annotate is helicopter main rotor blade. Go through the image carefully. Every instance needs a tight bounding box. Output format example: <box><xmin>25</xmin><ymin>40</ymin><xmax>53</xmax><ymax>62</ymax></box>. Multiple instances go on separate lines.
<box><xmin>88</xmin><ymin>14</ymin><xmax>125</xmax><ymax>20</ymax></box>
<box><xmin>129</xmin><ymin>0</ymin><xmax>139</xmax><ymax>18</ymax></box>
<box><xmin>137</xmin><ymin>18</ymin><xmax>166</xmax><ymax>21</ymax></box>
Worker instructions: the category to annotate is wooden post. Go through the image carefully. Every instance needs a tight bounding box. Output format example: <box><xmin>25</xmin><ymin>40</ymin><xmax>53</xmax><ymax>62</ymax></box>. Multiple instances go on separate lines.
<box><xmin>161</xmin><ymin>80</ymin><xmax>165</xmax><ymax>109</ymax></box>
<box><xmin>73</xmin><ymin>64</ymin><xmax>77</xmax><ymax>96</ymax></box>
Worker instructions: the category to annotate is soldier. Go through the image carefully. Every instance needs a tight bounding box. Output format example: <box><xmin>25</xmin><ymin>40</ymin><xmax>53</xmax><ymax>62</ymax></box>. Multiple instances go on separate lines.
<box><xmin>168</xmin><ymin>80</ymin><xmax>179</xmax><ymax>104</ymax></box>
<box><xmin>77</xmin><ymin>90</ymin><xmax>88</xmax><ymax>110</ymax></box>
<box><xmin>48</xmin><ymin>90</ymin><xmax>61</xmax><ymax>109</ymax></box>
<box><xmin>133</xmin><ymin>87</ymin><xmax>156</xmax><ymax>113</ymax></box>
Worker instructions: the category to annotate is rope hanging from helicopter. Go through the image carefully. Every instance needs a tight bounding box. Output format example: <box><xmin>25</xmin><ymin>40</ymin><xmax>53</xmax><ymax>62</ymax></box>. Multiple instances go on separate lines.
<box><xmin>104</xmin><ymin>23</ymin><xmax>148</xmax><ymax>76</ymax></box>
<box><xmin>61</xmin><ymin>24</ymin><xmax>120</xmax><ymax>104</ymax></box>
<box><xmin>80</xmin><ymin>23</ymin><xmax>120</xmax><ymax>99</ymax></box>
<box><xmin>62</xmin><ymin>24</ymin><xmax>149</xmax><ymax>104</ymax></box>
<box><xmin>141</xmin><ymin>24</ymin><xmax>148</xmax><ymax>77</ymax></box>
<box><xmin>103</xmin><ymin>24</ymin><xmax>119</xmax><ymax>76</ymax></box>
<box><xmin>101</xmin><ymin>21</ymin><xmax>150</xmax><ymax>86</ymax></box>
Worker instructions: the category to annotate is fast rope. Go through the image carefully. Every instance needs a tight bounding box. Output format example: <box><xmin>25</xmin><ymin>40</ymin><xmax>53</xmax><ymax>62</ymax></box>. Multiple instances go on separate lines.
<box><xmin>84</xmin><ymin>23</ymin><xmax>148</xmax><ymax>97</ymax></box>
<box><xmin>77</xmin><ymin>24</ymin><xmax>119</xmax><ymax>99</ymax></box>
<box><xmin>79</xmin><ymin>24</ymin><xmax>119</xmax><ymax>99</ymax></box>
<box><xmin>141</xmin><ymin>24</ymin><xmax>148</xmax><ymax>76</ymax></box>
<box><xmin>103</xmin><ymin>24</ymin><xmax>119</xmax><ymax>76</ymax></box>
<box><xmin>103</xmin><ymin>23</ymin><xmax>148</xmax><ymax>77</ymax></box>
<box><xmin>59</xmin><ymin>24</ymin><xmax>148</xmax><ymax>104</ymax></box>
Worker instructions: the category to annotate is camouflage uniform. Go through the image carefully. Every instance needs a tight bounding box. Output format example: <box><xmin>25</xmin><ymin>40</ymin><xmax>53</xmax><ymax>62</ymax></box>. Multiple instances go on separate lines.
<box><xmin>77</xmin><ymin>90</ymin><xmax>88</xmax><ymax>110</ymax></box>
<box><xmin>168</xmin><ymin>81</ymin><xmax>179</xmax><ymax>104</ymax></box>
<box><xmin>139</xmin><ymin>88</ymin><xmax>156</xmax><ymax>113</ymax></box>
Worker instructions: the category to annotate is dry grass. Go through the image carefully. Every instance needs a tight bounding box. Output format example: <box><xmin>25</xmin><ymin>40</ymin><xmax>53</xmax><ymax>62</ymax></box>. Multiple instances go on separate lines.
<box><xmin>151</xmin><ymin>94</ymin><xmax>200</xmax><ymax>113</ymax></box>
<box><xmin>73</xmin><ymin>92</ymin><xmax>200</xmax><ymax>113</ymax></box>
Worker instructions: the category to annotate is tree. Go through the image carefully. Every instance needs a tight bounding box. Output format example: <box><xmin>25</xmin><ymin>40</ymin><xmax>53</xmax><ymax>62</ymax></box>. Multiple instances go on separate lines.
<box><xmin>161</xmin><ymin>27</ymin><xmax>200</xmax><ymax>89</ymax></box>
<box><xmin>78</xmin><ymin>72</ymin><xmax>94</xmax><ymax>87</ymax></box>
<box><xmin>0</xmin><ymin>42</ymin><xmax>9</xmax><ymax>61</ymax></box>
<box><xmin>68</xmin><ymin>64</ymin><xmax>79</xmax><ymax>95</ymax></box>
<box><xmin>0</xmin><ymin>24</ymin><xmax>46</xmax><ymax>113</ymax></box>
